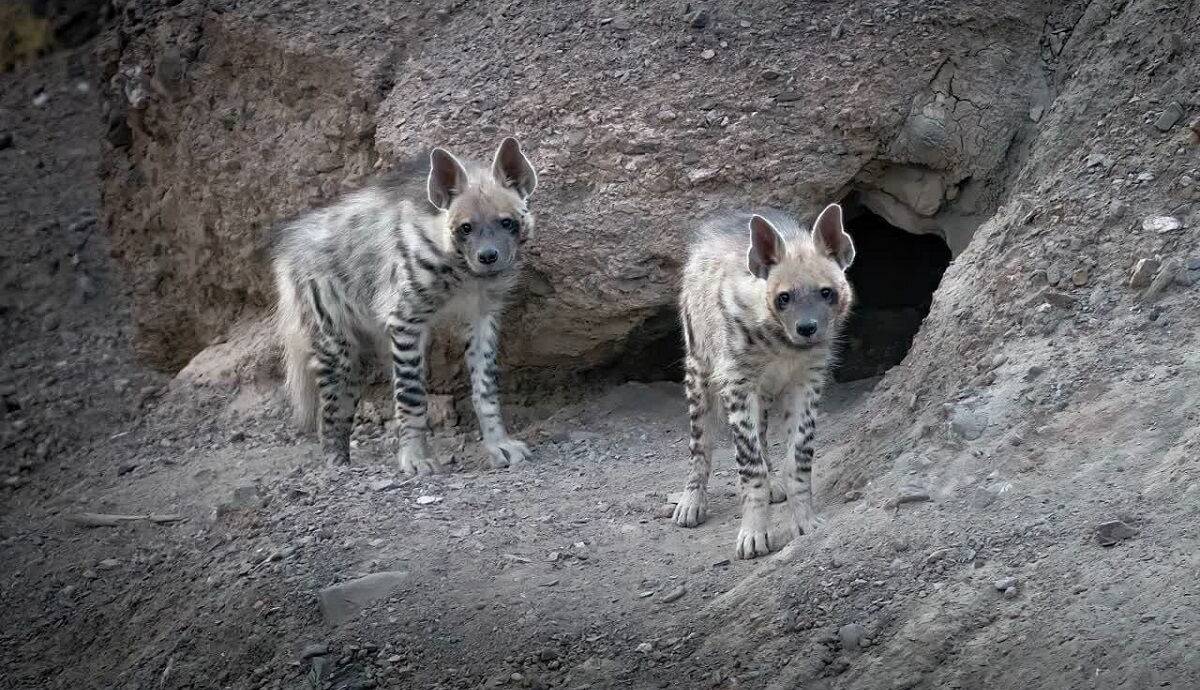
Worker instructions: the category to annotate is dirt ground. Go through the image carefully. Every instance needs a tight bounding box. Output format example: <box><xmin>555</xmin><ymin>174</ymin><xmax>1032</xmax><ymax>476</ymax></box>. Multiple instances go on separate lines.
<box><xmin>3</xmin><ymin>29</ymin><xmax>1200</xmax><ymax>690</ymax></box>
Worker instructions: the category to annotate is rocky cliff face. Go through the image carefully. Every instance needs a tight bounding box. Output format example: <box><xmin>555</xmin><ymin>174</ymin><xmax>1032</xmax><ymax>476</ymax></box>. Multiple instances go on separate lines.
<box><xmin>101</xmin><ymin>0</ymin><xmax>1050</xmax><ymax>386</ymax></box>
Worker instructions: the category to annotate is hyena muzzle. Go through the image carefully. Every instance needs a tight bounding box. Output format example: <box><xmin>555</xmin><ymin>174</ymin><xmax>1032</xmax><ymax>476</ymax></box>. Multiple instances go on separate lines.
<box><xmin>272</xmin><ymin>137</ymin><xmax>539</xmax><ymax>475</ymax></box>
<box><xmin>672</xmin><ymin>204</ymin><xmax>856</xmax><ymax>559</ymax></box>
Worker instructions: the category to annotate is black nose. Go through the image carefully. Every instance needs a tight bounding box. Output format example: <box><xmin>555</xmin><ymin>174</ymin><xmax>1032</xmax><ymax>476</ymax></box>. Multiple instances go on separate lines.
<box><xmin>477</xmin><ymin>248</ymin><xmax>499</xmax><ymax>265</ymax></box>
<box><xmin>796</xmin><ymin>321</ymin><xmax>818</xmax><ymax>337</ymax></box>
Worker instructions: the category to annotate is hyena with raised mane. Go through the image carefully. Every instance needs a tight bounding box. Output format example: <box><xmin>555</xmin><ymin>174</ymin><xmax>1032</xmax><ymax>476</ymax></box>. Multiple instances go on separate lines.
<box><xmin>672</xmin><ymin>204</ymin><xmax>855</xmax><ymax>559</ymax></box>
<box><xmin>272</xmin><ymin>137</ymin><xmax>538</xmax><ymax>474</ymax></box>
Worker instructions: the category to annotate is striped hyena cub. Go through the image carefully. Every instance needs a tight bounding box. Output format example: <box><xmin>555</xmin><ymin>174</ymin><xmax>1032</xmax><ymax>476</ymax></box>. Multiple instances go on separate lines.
<box><xmin>272</xmin><ymin>138</ymin><xmax>538</xmax><ymax>474</ymax></box>
<box><xmin>672</xmin><ymin>204</ymin><xmax>855</xmax><ymax>559</ymax></box>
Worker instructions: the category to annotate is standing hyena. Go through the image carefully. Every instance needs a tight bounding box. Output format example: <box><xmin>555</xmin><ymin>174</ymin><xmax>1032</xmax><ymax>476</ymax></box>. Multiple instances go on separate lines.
<box><xmin>672</xmin><ymin>204</ymin><xmax>855</xmax><ymax>559</ymax></box>
<box><xmin>272</xmin><ymin>137</ymin><xmax>538</xmax><ymax>474</ymax></box>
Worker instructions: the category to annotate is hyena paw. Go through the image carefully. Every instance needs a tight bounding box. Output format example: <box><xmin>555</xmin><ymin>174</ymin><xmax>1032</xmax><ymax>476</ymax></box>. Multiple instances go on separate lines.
<box><xmin>397</xmin><ymin>440</ymin><xmax>442</xmax><ymax>477</ymax></box>
<box><xmin>321</xmin><ymin>441</ymin><xmax>351</xmax><ymax>467</ymax></box>
<box><xmin>736</xmin><ymin>510</ymin><xmax>775</xmax><ymax>560</ymax></box>
<box><xmin>792</xmin><ymin>509</ymin><xmax>825</xmax><ymax>537</ymax></box>
<box><xmin>769</xmin><ymin>479</ymin><xmax>788</xmax><ymax>504</ymax></box>
<box><xmin>484</xmin><ymin>437</ymin><xmax>530</xmax><ymax>469</ymax></box>
<box><xmin>672</xmin><ymin>490</ymin><xmax>708</xmax><ymax>527</ymax></box>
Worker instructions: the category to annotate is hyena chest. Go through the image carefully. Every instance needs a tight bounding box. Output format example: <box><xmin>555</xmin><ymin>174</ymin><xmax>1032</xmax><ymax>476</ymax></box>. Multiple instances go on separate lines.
<box><xmin>745</xmin><ymin>349</ymin><xmax>828</xmax><ymax>399</ymax></box>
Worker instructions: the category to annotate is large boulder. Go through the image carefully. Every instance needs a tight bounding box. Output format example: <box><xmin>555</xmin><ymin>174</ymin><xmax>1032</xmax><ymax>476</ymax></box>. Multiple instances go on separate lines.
<box><xmin>101</xmin><ymin>0</ymin><xmax>1047</xmax><ymax>387</ymax></box>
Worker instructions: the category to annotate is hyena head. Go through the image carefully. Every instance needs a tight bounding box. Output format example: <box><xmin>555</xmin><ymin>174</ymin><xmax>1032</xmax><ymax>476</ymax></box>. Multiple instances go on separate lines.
<box><xmin>747</xmin><ymin>204</ymin><xmax>856</xmax><ymax>348</ymax></box>
<box><xmin>426</xmin><ymin>137</ymin><xmax>538</xmax><ymax>276</ymax></box>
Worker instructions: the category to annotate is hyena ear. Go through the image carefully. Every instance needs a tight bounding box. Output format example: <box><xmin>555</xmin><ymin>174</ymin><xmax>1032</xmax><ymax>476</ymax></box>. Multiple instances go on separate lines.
<box><xmin>492</xmin><ymin>137</ymin><xmax>538</xmax><ymax>199</ymax></box>
<box><xmin>747</xmin><ymin>214</ymin><xmax>784</xmax><ymax>280</ymax></box>
<box><xmin>812</xmin><ymin>203</ymin><xmax>855</xmax><ymax>269</ymax></box>
<box><xmin>427</xmin><ymin>147</ymin><xmax>469</xmax><ymax>211</ymax></box>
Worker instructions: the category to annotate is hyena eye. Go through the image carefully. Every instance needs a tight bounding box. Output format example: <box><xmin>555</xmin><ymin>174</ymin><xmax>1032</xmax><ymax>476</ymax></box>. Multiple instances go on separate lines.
<box><xmin>819</xmin><ymin>287</ymin><xmax>835</xmax><ymax>302</ymax></box>
<box><xmin>499</xmin><ymin>218</ymin><xmax>519</xmax><ymax>233</ymax></box>
<box><xmin>774</xmin><ymin>292</ymin><xmax>791</xmax><ymax>310</ymax></box>
<box><xmin>458</xmin><ymin>223</ymin><xmax>473</xmax><ymax>235</ymax></box>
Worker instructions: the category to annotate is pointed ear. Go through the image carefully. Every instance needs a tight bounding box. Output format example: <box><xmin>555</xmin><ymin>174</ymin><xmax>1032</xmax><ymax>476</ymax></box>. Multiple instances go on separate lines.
<box><xmin>812</xmin><ymin>203</ymin><xmax>855</xmax><ymax>269</ymax></box>
<box><xmin>427</xmin><ymin>147</ymin><xmax>468</xmax><ymax>211</ymax></box>
<box><xmin>492</xmin><ymin>137</ymin><xmax>537</xmax><ymax>199</ymax></box>
<box><xmin>747</xmin><ymin>214</ymin><xmax>784</xmax><ymax>279</ymax></box>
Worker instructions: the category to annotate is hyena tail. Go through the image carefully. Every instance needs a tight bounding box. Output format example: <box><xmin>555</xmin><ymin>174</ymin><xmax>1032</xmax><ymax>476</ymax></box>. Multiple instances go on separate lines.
<box><xmin>274</xmin><ymin>265</ymin><xmax>318</xmax><ymax>432</ymax></box>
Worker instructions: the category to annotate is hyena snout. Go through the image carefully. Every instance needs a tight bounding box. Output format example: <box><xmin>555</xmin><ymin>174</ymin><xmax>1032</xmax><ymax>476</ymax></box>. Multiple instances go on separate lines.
<box><xmin>477</xmin><ymin>247</ymin><xmax>500</xmax><ymax>265</ymax></box>
<box><xmin>796</xmin><ymin>319</ymin><xmax>819</xmax><ymax>338</ymax></box>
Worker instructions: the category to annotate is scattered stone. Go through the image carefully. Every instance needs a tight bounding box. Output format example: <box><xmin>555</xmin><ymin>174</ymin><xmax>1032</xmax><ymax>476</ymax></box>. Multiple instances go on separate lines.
<box><xmin>1026</xmin><ymin>287</ymin><xmax>1074</xmax><ymax>309</ymax></box>
<box><xmin>1071</xmin><ymin>268</ymin><xmax>1089</xmax><ymax>287</ymax></box>
<box><xmin>687</xmin><ymin>167</ymin><xmax>720</xmax><ymax>185</ymax></box>
<box><xmin>1141</xmin><ymin>215</ymin><xmax>1182</xmax><ymax>233</ymax></box>
<box><xmin>415</xmin><ymin>495</ymin><xmax>442</xmax><ymax>505</ymax></box>
<box><xmin>1153</xmin><ymin>102</ymin><xmax>1184</xmax><ymax>132</ymax></box>
<box><xmin>1105</xmin><ymin>199</ymin><xmax>1127</xmax><ymax>226</ymax></box>
<box><xmin>635</xmin><ymin>642</ymin><xmax>654</xmax><ymax>654</ymax></box>
<box><xmin>654</xmin><ymin>503</ymin><xmax>674</xmax><ymax>519</ymax></box>
<box><xmin>98</xmin><ymin>558</ymin><xmax>120</xmax><ymax>570</ymax></box>
<box><xmin>775</xmin><ymin>90</ymin><xmax>803</xmax><ymax>102</ymax></box>
<box><xmin>660</xmin><ymin>585</ymin><xmax>687</xmax><ymax>603</ymax></box>
<box><xmin>611</xmin><ymin>17</ymin><xmax>631</xmax><ymax>31</ymax></box>
<box><xmin>301</xmin><ymin>642</ymin><xmax>329</xmax><ymax>659</ymax></box>
<box><xmin>1142</xmin><ymin>258</ymin><xmax>1181</xmax><ymax>301</ymax></box>
<box><xmin>69</xmin><ymin>512</ymin><xmax>185</xmax><ymax>527</ymax></box>
<box><xmin>891</xmin><ymin>485</ymin><xmax>931</xmax><ymax>507</ymax></box>
<box><xmin>949</xmin><ymin>407</ymin><xmax>987</xmax><ymax>440</ymax></box>
<box><xmin>993</xmin><ymin>576</ymin><xmax>1018</xmax><ymax>592</ymax></box>
<box><xmin>1095</xmin><ymin>520</ymin><xmax>1137</xmax><ymax>546</ymax></box>
<box><xmin>319</xmin><ymin>571</ymin><xmax>410</xmax><ymax>625</ymax></box>
<box><xmin>1024</xmin><ymin>365</ymin><xmax>1044</xmax><ymax>381</ymax></box>
<box><xmin>700</xmin><ymin>49</ymin><xmax>716</xmax><ymax>60</ymax></box>
<box><xmin>1003</xmin><ymin>586</ymin><xmax>1019</xmax><ymax>599</ymax></box>
<box><xmin>838</xmin><ymin>623</ymin><xmax>865</xmax><ymax>650</ymax></box>
<box><xmin>831</xmin><ymin>21</ymin><xmax>844</xmax><ymax>39</ymax></box>
<box><xmin>760</xmin><ymin>68</ymin><xmax>781</xmax><ymax>81</ymax></box>
<box><xmin>843</xmin><ymin>489</ymin><xmax>863</xmax><ymax>503</ymax></box>
<box><xmin>687</xmin><ymin>9</ymin><xmax>709</xmax><ymax>28</ymax></box>
<box><xmin>1129</xmin><ymin>258</ymin><xmax>1160</xmax><ymax>288</ymax></box>
<box><xmin>655</xmin><ymin>109</ymin><xmax>677</xmax><ymax>123</ymax></box>
<box><xmin>369</xmin><ymin>478</ymin><xmax>400</xmax><ymax>492</ymax></box>
<box><xmin>228</xmin><ymin>430</ymin><xmax>245</xmax><ymax>443</ymax></box>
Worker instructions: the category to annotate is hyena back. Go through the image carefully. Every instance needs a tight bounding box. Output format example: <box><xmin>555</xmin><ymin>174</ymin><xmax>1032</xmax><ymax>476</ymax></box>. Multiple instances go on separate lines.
<box><xmin>272</xmin><ymin>137</ymin><xmax>538</xmax><ymax>474</ymax></box>
<box><xmin>672</xmin><ymin>204</ymin><xmax>855</xmax><ymax>559</ymax></box>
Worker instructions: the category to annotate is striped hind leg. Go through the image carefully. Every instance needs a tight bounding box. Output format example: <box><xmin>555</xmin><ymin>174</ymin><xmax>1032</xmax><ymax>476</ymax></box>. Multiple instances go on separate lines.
<box><xmin>305</xmin><ymin>281</ymin><xmax>363</xmax><ymax>467</ymax></box>
<box><xmin>673</xmin><ymin>353</ymin><xmax>717</xmax><ymax>527</ymax></box>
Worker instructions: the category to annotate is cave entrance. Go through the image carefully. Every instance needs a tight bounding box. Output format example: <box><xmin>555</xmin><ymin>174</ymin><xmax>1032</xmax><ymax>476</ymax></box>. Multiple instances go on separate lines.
<box><xmin>833</xmin><ymin>194</ymin><xmax>952</xmax><ymax>382</ymax></box>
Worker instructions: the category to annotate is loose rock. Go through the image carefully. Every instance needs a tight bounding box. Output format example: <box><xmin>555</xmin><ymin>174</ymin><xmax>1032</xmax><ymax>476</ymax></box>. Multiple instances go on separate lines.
<box><xmin>1153</xmin><ymin>102</ymin><xmax>1183</xmax><ymax>132</ymax></box>
<box><xmin>1141</xmin><ymin>258</ymin><xmax>1181</xmax><ymax>301</ymax></box>
<box><xmin>319</xmin><ymin>571</ymin><xmax>410</xmax><ymax>625</ymax></box>
<box><xmin>659</xmin><ymin>585</ymin><xmax>687</xmax><ymax>603</ymax></box>
<box><xmin>1129</xmin><ymin>258</ymin><xmax>1160</xmax><ymax>288</ymax></box>
<box><xmin>838</xmin><ymin>623</ymin><xmax>865</xmax><ymax>650</ymax></box>
<box><xmin>1141</xmin><ymin>215</ymin><xmax>1181</xmax><ymax>233</ymax></box>
<box><xmin>301</xmin><ymin>642</ymin><xmax>329</xmax><ymax>659</ymax></box>
<box><xmin>993</xmin><ymin>576</ymin><xmax>1018</xmax><ymax>591</ymax></box>
<box><xmin>1095</xmin><ymin>520</ymin><xmax>1137</xmax><ymax>546</ymax></box>
<box><xmin>950</xmin><ymin>407</ymin><xmax>987</xmax><ymax>440</ymax></box>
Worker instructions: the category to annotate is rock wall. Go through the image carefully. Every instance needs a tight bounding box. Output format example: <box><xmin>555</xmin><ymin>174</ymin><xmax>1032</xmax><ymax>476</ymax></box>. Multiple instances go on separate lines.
<box><xmin>101</xmin><ymin>0</ymin><xmax>1050</xmax><ymax>385</ymax></box>
<box><xmin>690</xmin><ymin>0</ymin><xmax>1199</xmax><ymax>685</ymax></box>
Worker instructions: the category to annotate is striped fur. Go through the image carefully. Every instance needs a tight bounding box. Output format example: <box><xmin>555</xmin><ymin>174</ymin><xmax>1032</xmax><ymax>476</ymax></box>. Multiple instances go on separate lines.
<box><xmin>672</xmin><ymin>204</ymin><xmax>855</xmax><ymax>559</ymax></box>
<box><xmin>272</xmin><ymin>138</ymin><xmax>538</xmax><ymax>474</ymax></box>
